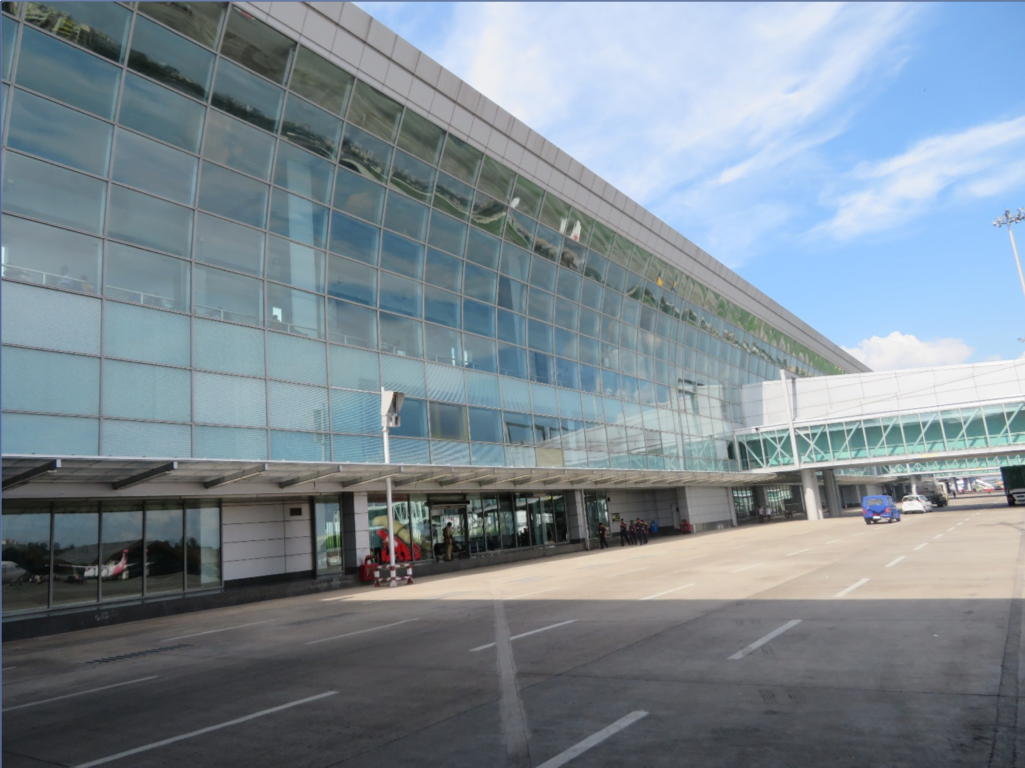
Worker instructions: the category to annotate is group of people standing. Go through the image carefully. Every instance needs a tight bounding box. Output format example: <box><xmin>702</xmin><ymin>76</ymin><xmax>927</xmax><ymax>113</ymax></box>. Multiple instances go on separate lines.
<box><xmin>595</xmin><ymin>518</ymin><xmax>658</xmax><ymax>548</ymax></box>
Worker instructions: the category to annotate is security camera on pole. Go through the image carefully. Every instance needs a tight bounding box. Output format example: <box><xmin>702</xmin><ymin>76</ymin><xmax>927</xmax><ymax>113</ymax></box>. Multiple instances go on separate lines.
<box><xmin>381</xmin><ymin>388</ymin><xmax>404</xmax><ymax>587</ymax></box>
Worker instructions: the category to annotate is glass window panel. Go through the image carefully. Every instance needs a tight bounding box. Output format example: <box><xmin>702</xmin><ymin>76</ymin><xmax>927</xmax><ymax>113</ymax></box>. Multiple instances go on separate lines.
<box><xmin>211</xmin><ymin>58</ymin><xmax>283</xmax><ymax>132</ymax></box>
<box><xmin>469</xmin><ymin>407</ymin><xmax>503</xmax><ymax>443</ymax></box>
<box><xmin>498</xmin><ymin>343</ymin><xmax>528</xmax><ymax>379</ymax></box>
<box><xmin>333</xmin><ymin>168</ymin><xmax>384</xmax><ymax>223</ymax></box>
<box><xmin>426</xmin><ymin>360</ymin><xmax>465</xmax><ymax>400</ymax></box>
<box><xmin>463</xmin><ymin>332</ymin><xmax>497</xmax><ymax>373</ymax></box>
<box><xmin>194</xmin><ymin>263</ymin><xmax>262</xmax><ymax>325</ymax></box>
<box><xmin>554</xmin><ymin>327</ymin><xmax>578</xmax><ymax>359</ymax></box>
<box><xmin>429</xmin><ymin>402</ymin><xmax>468</xmax><ymax>441</ymax></box>
<box><xmin>186</xmin><ymin>501</ymin><xmax>221</xmax><ymax>590</ymax></box>
<box><xmin>269</xmin><ymin>187</ymin><xmax>329</xmax><ymax>250</ymax></box>
<box><xmin>528</xmin><ymin>318</ymin><xmax>553</xmax><ymax>352</ymax></box>
<box><xmin>533</xmin><ymin>223</ymin><xmax>561</xmax><ymax>263</ymax></box>
<box><xmin>330</xmin><ymin>344</ymin><xmax>380</xmax><ymax>391</ymax></box>
<box><xmin>397</xmin><ymin>108</ymin><xmax>444</xmax><ymax>165</ymax></box>
<box><xmin>103</xmin><ymin>358</ymin><xmax>189</xmax><ymax>421</ymax></box>
<box><xmin>424</xmin><ymin>285</ymin><xmax>460</xmax><ymax>329</ymax></box>
<box><xmin>194</xmin><ymin>425</ymin><xmax>267</xmax><ymax>459</ymax></box>
<box><xmin>503</xmin><ymin>410</ymin><xmax>533</xmax><ymax>444</ymax></box>
<box><xmin>199</xmin><ymin>161</ymin><xmax>268</xmax><ymax>229</ymax></box>
<box><xmin>604</xmin><ymin>260</ymin><xmax>628</xmax><ymax>294</ymax></box>
<box><xmin>105</xmin><ymin>301</ymin><xmax>188</xmax><ymax>365</ymax></box>
<box><xmin>379</xmin><ymin>312</ymin><xmax>422</xmax><ymax>357</ymax></box>
<box><xmin>267</xmin><ymin>331</ymin><xmax>327</xmax><ymax>385</ymax></box>
<box><xmin>390</xmin><ymin>149</ymin><xmax>435</xmax><ymax>204</ymax></box>
<box><xmin>433</xmin><ymin>172</ymin><xmax>473</xmax><ymax>222</ymax></box>
<box><xmin>347</xmin><ymin>79</ymin><xmax>402</xmax><ymax>141</ymax></box>
<box><xmin>3</xmin><ymin>281</ymin><xmax>102</xmax><ymax>355</ymax></box>
<box><xmin>560</xmin><ymin>239</ymin><xmax>586</xmax><ymax>273</ymax></box>
<box><xmin>16</xmin><ymin>26</ymin><xmax>119</xmax><ymax>118</ymax></box>
<box><xmin>221</xmin><ymin>7</ymin><xmax>295</xmax><ymax>83</ymax></box>
<box><xmin>327</xmin><ymin>297</ymin><xmax>376</xmax><ymax>349</ymax></box>
<box><xmin>3</xmin><ymin>16</ymin><xmax>18</xmax><ymax>81</ymax></box>
<box><xmin>1</xmin><ymin>504</ymin><xmax>52</xmax><ymax>614</ymax></box>
<box><xmin>290</xmin><ymin>45</ymin><xmax>353</xmax><ymax>115</ymax></box>
<box><xmin>105</xmin><ymin>242</ymin><xmax>189</xmax><ymax>312</ymax></box>
<box><xmin>108</xmin><ymin>185</ymin><xmax>192</xmax><ymax>257</ymax></box>
<box><xmin>281</xmin><ymin>93</ymin><xmax>341</xmax><ymax>159</ymax></box>
<box><xmin>267</xmin><ymin>235</ymin><xmax>324</xmax><ymax>293</ymax></box>
<box><xmin>194</xmin><ymin>371</ymin><xmax>265</xmax><ymax>427</ymax></box>
<box><xmin>128</xmin><ymin>15</ymin><xmax>213</xmax><ymax>99</ymax></box>
<box><xmin>463</xmin><ymin>299</ymin><xmax>495</xmax><ymax>338</ymax></box>
<box><xmin>385</xmin><ymin>397</ymin><xmax>425</xmax><ymax>440</ymax></box>
<box><xmin>424</xmin><ymin>323</ymin><xmax>462</xmax><ymax>366</ymax></box>
<box><xmin>505</xmin><ymin>209</ymin><xmax>536</xmax><ymax>250</ymax></box>
<box><xmin>96</xmin><ymin>504</ymin><xmax>143</xmax><ymax>601</ymax></box>
<box><xmin>384</xmin><ymin>192</ymin><xmax>429</xmax><ymax>241</ymax></box>
<box><xmin>195</xmin><ymin>212</ymin><xmax>262</xmax><ymax>275</ymax></box>
<box><xmin>530</xmin><ymin>256</ymin><xmax>558</xmax><ymax>293</ymax></box>
<box><xmin>118</xmin><ymin>72</ymin><xmax>205</xmax><ymax>153</ymax></box>
<box><xmin>137</xmin><ymin>1</ymin><xmax>225</xmax><ymax>48</ymax></box>
<box><xmin>428</xmin><ymin>211</ymin><xmax>467</xmax><ymax>256</ymax></box>
<box><xmin>424</xmin><ymin>249</ymin><xmax>462</xmax><ymax>292</ymax></box>
<box><xmin>501</xmin><ymin>242</ymin><xmax>531</xmax><ymax>281</ymax></box>
<box><xmin>25</xmin><ymin>1</ymin><xmax>128</xmax><ymax>61</ymax></box>
<box><xmin>7</xmin><ymin>89</ymin><xmax>111</xmax><ymax>175</ymax></box>
<box><xmin>556</xmin><ymin>268</ymin><xmax>582</xmax><ymax>303</ymax></box>
<box><xmin>512</xmin><ymin>176</ymin><xmax>543</xmax><ymax>219</ymax></box>
<box><xmin>330</xmin><ymin>211</ymin><xmax>379</xmax><ymax>264</ymax></box>
<box><xmin>440</xmin><ymin>134</ymin><xmax>482</xmax><ymax>186</ymax></box>
<box><xmin>556</xmin><ymin>357</ymin><xmax>579</xmax><ymax>390</ymax></box>
<box><xmin>465</xmin><ymin>370</ymin><xmax>501</xmax><ymax>408</ymax></box>
<box><xmin>2</xmin><ymin>412</ymin><xmax>98</xmax><ymax>455</ymax></box>
<box><xmin>330</xmin><ymin>388</ymin><xmax>379</xmax><ymax>434</ymax></box>
<box><xmin>528</xmin><ymin>289</ymin><xmax>554</xmax><ymax>323</ymax></box>
<box><xmin>2</xmin><ymin>151</ymin><xmax>106</xmax><ymax>234</ymax></box>
<box><xmin>202</xmin><ymin>108</ymin><xmax>275</xmax><ymax>180</ymax></box>
<box><xmin>267</xmin><ymin>380</ymin><xmax>328</xmax><ymax>431</ymax></box>
<box><xmin>112</xmin><ymin>128</ymin><xmax>196</xmax><ymax>205</ymax></box>
<box><xmin>497</xmin><ymin>308</ymin><xmax>526</xmax><ymax>346</ymax></box>
<box><xmin>380</xmin><ymin>231</ymin><xmax>424</xmax><ymax>279</ymax></box>
<box><xmin>1</xmin><ymin>346</ymin><xmax>99</xmax><ymax>415</ymax></box>
<box><xmin>1</xmin><ymin>214</ymin><xmax>101</xmax><ymax>291</ymax></box>
<box><xmin>333</xmin><ymin>434</ymin><xmax>383</xmax><ymax>463</ymax></box>
<box><xmin>379</xmin><ymin>271</ymin><xmax>422</xmax><ymax>318</ymax></box>
<box><xmin>339</xmin><ymin>123</ymin><xmax>393</xmax><ymax>184</ymax></box>
<box><xmin>194</xmin><ymin>317</ymin><xmax>264</xmax><ymax>376</ymax></box>
<box><xmin>381</xmin><ymin>354</ymin><xmax>426</xmax><ymax>397</ymax></box>
<box><xmin>145</xmin><ymin>504</ymin><xmax>184</xmax><ymax>595</ymax></box>
<box><xmin>540</xmin><ymin>193</ymin><xmax>570</xmax><ymax>232</ymax></box>
<box><xmin>529</xmin><ymin>350</ymin><xmax>554</xmax><ymax>384</ymax></box>
<box><xmin>471</xmin><ymin>190</ymin><xmax>507</xmax><ymax>237</ymax></box>
<box><xmin>466</xmin><ymin>227</ymin><xmax>501</xmax><ymax>269</ymax></box>
<box><xmin>267</xmin><ymin>283</ymin><xmax>324</xmax><ymax>339</ymax></box>
<box><xmin>498</xmin><ymin>276</ymin><xmax>527</xmax><ymax>314</ymax></box>
<box><xmin>327</xmin><ymin>254</ymin><xmax>376</xmax><ymax>306</ymax></box>
<box><xmin>463</xmin><ymin>263</ymin><xmax>497</xmax><ymax>304</ymax></box>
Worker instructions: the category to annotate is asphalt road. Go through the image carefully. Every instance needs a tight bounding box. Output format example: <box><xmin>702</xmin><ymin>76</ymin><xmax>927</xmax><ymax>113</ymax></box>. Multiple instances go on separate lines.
<box><xmin>3</xmin><ymin>497</ymin><xmax>1023</xmax><ymax>768</ymax></box>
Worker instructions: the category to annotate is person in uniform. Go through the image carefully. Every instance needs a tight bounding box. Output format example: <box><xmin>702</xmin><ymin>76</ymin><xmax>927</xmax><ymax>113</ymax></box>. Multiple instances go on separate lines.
<box><xmin>443</xmin><ymin>522</ymin><xmax>454</xmax><ymax>561</ymax></box>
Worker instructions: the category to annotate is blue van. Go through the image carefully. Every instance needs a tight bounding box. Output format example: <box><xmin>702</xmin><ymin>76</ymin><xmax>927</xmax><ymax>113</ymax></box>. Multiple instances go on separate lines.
<box><xmin>862</xmin><ymin>495</ymin><xmax>900</xmax><ymax>525</ymax></box>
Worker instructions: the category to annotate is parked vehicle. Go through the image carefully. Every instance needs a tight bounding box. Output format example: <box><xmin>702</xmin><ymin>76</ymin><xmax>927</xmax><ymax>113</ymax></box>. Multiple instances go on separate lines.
<box><xmin>1002</xmin><ymin>466</ymin><xmax>1025</xmax><ymax>506</ymax></box>
<box><xmin>863</xmin><ymin>495</ymin><xmax>901</xmax><ymax>525</ymax></box>
<box><xmin>901</xmin><ymin>495</ymin><xmax>931</xmax><ymax>514</ymax></box>
<box><xmin>916</xmin><ymin>478</ymin><xmax>948</xmax><ymax>507</ymax></box>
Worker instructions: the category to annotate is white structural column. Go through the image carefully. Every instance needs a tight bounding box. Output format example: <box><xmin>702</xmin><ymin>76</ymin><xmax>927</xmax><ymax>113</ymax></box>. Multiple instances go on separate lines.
<box><xmin>801</xmin><ymin>468</ymin><xmax>823</xmax><ymax>521</ymax></box>
<box><xmin>568</xmin><ymin>489</ymin><xmax>589</xmax><ymax>547</ymax></box>
<box><xmin>342</xmin><ymin>492</ymin><xmax>371</xmax><ymax>566</ymax></box>
<box><xmin>822</xmin><ymin>469</ymin><xmax>843</xmax><ymax>518</ymax></box>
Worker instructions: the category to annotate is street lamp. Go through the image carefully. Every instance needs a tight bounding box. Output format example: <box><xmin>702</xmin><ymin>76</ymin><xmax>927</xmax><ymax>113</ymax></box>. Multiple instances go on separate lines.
<box><xmin>381</xmin><ymin>388</ymin><xmax>405</xmax><ymax>587</ymax></box>
<box><xmin>993</xmin><ymin>208</ymin><xmax>1025</xmax><ymax>306</ymax></box>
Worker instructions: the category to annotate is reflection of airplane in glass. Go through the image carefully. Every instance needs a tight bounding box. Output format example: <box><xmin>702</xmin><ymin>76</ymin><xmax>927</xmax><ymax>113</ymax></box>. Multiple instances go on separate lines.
<box><xmin>71</xmin><ymin>550</ymin><xmax>130</xmax><ymax>579</ymax></box>
<box><xmin>2</xmin><ymin>561</ymin><xmax>27</xmax><ymax>584</ymax></box>
<box><xmin>370</xmin><ymin>517</ymin><xmax>422</xmax><ymax>563</ymax></box>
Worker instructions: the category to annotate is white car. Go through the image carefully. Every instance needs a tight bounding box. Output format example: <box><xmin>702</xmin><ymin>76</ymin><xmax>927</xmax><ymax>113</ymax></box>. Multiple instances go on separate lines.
<box><xmin>901</xmin><ymin>495</ymin><xmax>933</xmax><ymax>514</ymax></box>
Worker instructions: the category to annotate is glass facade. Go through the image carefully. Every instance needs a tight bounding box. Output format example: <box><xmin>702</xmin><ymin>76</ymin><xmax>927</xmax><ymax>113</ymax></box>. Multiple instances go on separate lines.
<box><xmin>0</xmin><ymin>1</ymin><xmax>852</xmax><ymax>472</ymax></box>
<box><xmin>737</xmin><ymin>402</ymin><xmax>1025</xmax><ymax>469</ymax></box>
<box><xmin>1</xmin><ymin>497</ymin><xmax>221</xmax><ymax>616</ymax></box>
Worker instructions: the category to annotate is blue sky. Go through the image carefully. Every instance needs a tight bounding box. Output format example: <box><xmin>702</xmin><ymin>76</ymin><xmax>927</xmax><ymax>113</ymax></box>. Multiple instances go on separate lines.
<box><xmin>357</xmin><ymin>2</ymin><xmax>1025</xmax><ymax>371</ymax></box>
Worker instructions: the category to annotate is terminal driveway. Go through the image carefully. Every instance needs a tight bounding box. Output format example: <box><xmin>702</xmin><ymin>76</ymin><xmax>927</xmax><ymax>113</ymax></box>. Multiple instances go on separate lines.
<box><xmin>3</xmin><ymin>498</ymin><xmax>1024</xmax><ymax>767</ymax></box>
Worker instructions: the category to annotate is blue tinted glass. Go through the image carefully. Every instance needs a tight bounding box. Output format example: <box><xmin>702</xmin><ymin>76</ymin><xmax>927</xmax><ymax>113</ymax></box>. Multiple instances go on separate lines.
<box><xmin>128</xmin><ymin>16</ymin><xmax>213</xmax><ymax>99</ymax></box>
<box><xmin>424</xmin><ymin>286</ymin><xmax>460</xmax><ymax>329</ymax></box>
<box><xmin>425</xmin><ymin>323</ymin><xmax>461</xmax><ymax>367</ymax></box>
<box><xmin>463</xmin><ymin>263</ymin><xmax>497</xmax><ymax>304</ymax></box>
<box><xmin>327</xmin><ymin>298</ymin><xmax>376</xmax><ymax>349</ymax></box>
<box><xmin>1</xmin><ymin>346</ymin><xmax>99</xmax><ymax>416</ymax></box>
<box><xmin>271</xmin><ymin>431</ymin><xmax>329</xmax><ymax>462</ymax></box>
<box><xmin>16</xmin><ymin>27</ymin><xmax>120</xmax><ymax>118</ymax></box>
<box><xmin>112</xmin><ymin>128</ymin><xmax>197</xmax><ymax>205</ymax></box>
<box><xmin>462</xmin><ymin>333</ymin><xmax>496</xmax><ymax>373</ymax></box>
<box><xmin>26</xmin><ymin>2</ymin><xmax>129</xmax><ymax>62</ymax></box>
<box><xmin>2</xmin><ymin>153</ymin><xmax>106</xmax><ymax>234</ymax></box>
<box><xmin>530</xmin><ymin>255</ymin><xmax>557</xmax><ymax>291</ymax></box>
<box><xmin>498</xmin><ymin>343</ymin><xmax>527</xmax><ymax>379</ymax></box>
<box><xmin>107</xmin><ymin>185</ymin><xmax>192</xmax><ymax>258</ymax></box>
<box><xmin>329</xmin><ymin>345</ymin><xmax>379</xmax><ymax>391</ymax></box>
<box><xmin>390</xmin><ymin>397</ymin><xmax>427</xmax><ymax>438</ymax></box>
<box><xmin>469</xmin><ymin>407</ymin><xmax>503</xmax><ymax>443</ymax></box>
<box><xmin>497</xmin><ymin>309</ymin><xmax>526</xmax><ymax>346</ymax></box>
<box><xmin>554</xmin><ymin>327</ymin><xmax>577</xmax><ymax>359</ymax></box>
<box><xmin>466</xmin><ymin>227</ymin><xmax>501</xmax><ymax>269</ymax></box>
<box><xmin>500</xmin><ymin>242</ymin><xmax>531</xmax><ymax>281</ymax></box>
<box><xmin>379</xmin><ymin>272</ymin><xmax>421</xmax><ymax>318</ymax></box>
<box><xmin>428</xmin><ymin>211</ymin><xmax>467</xmax><ymax>256</ymax></box>
<box><xmin>433</xmin><ymin>172</ymin><xmax>473</xmax><ymax>221</ymax></box>
<box><xmin>211</xmin><ymin>58</ymin><xmax>283</xmax><ymax>132</ymax></box>
<box><xmin>529</xmin><ymin>351</ymin><xmax>553</xmax><ymax>384</ymax></box>
<box><xmin>424</xmin><ymin>249</ymin><xmax>462</xmax><ymax>292</ymax></box>
<box><xmin>579</xmin><ymin>364</ymin><xmax>600</xmax><ymax>394</ymax></box>
<box><xmin>119</xmin><ymin>72</ymin><xmax>205</xmax><ymax>152</ymax></box>
<box><xmin>1</xmin><ymin>214</ymin><xmax>101</xmax><ymax>291</ymax></box>
<box><xmin>195</xmin><ymin>426</ymin><xmax>267</xmax><ymax>460</ymax></box>
<box><xmin>281</xmin><ymin>93</ymin><xmax>341</xmax><ymax>159</ymax></box>
<box><xmin>202</xmin><ymin>109</ymin><xmax>276</xmax><ymax>181</ymax></box>
<box><xmin>194</xmin><ymin>264</ymin><xmax>263</xmax><ymax>326</ymax></box>
<box><xmin>274</xmin><ymin>141</ymin><xmax>335</xmax><ymax>204</ymax></box>
<box><xmin>498</xmin><ymin>276</ymin><xmax>527</xmax><ymax>314</ymax></box>
<box><xmin>528</xmin><ymin>319</ymin><xmax>553</xmax><ymax>353</ymax></box>
<box><xmin>221</xmin><ymin>7</ymin><xmax>296</xmax><ymax>84</ymax></box>
<box><xmin>528</xmin><ymin>289</ymin><xmax>554</xmax><ymax>322</ymax></box>
<box><xmin>267</xmin><ymin>284</ymin><xmax>324</xmax><ymax>339</ymax></box>
<box><xmin>554</xmin><ymin>301</ymin><xmax>578</xmax><ymax>331</ymax></box>
<box><xmin>389</xmin><ymin>149</ymin><xmax>435</xmax><ymax>204</ymax></box>
<box><xmin>379</xmin><ymin>312</ymin><xmax>422</xmax><ymax>357</ymax></box>
<box><xmin>3</xmin><ymin>17</ymin><xmax>18</xmax><ymax>80</ymax></box>
<box><xmin>199</xmin><ymin>162</ymin><xmax>268</xmax><ymax>229</ymax></box>
<box><xmin>340</xmin><ymin>124</ymin><xmax>392</xmax><ymax>183</ymax></box>
<box><xmin>194</xmin><ymin>318</ymin><xmax>265</xmax><ymax>376</ymax></box>
<box><xmin>1</xmin><ymin>413</ymin><xmax>98</xmax><ymax>455</ymax></box>
<box><xmin>327</xmin><ymin>255</ymin><xmax>376</xmax><ymax>306</ymax></box>
<box><xmin>269</xmin><ymin>188</ymin><xmax>329</xmax><ymax>250</ymax></box>
<box><xmin>380</xmin><ymin>231</ymin><xmax>424</xmax><ymax>279</ymax></box>
<box><xmin>333</xmin><ymin>168</ymin><xmax>384</xmax><ymax>223</ymax></box>
<box><xmin>384</xmin><ymin>192</ymin><xmax>428</xmax><ymax>241</ymax></box>
<box><xmin>194</xmin><ymin>213</ymin><xmax>263</xmax><ymax>275</ymax></box>
<box><xmin>579</xmin><ymin>335</ymin><xmax>600</xmax><ymax>366</ymax></box>
<box><xmin>103</xmin><ymin>359</ymin><xmax>190</xmax><ymax>422</ymax></box>
<box><xmin>105</xmin><ymin>242</ymin><xmax>190</xmax><ymax>312</ymax></box>
<box><xmin>329</xmin><ymin>211</ymin><xmax>379</xmax><ymax>264</ymax></box>
<box><xmin>556</xmin><ymin>357</ymin><xmax>579</xmax><ymax>390</ymax></box>
<box><xmin>267</xmin><ymin>333</ymin><xmax>327</xmax><ymax>384</ymax></box>
<box><xmin>7</xmin><ymin>89</ymin><xmax>112</xmax><ymax>175</ymax></box>
<box><xmin>463</xmin><ymin>300</ymin><xmax>495</xmax><ymax>337</ymax></box>
<box><xmin>267</xmin><ymin>236</ymin><xmax>325</xmax><ymax>294</ymax></box>
<box><xmin>105</xmin><ymin>301</ymin><xmax>189</xmax><ymax>366</ymax></box>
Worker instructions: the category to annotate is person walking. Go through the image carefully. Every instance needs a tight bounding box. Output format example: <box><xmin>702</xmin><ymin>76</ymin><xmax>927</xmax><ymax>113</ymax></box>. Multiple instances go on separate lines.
<box><xmin>650</xmin><ymin>519</ymin><xmax>658</xmax><ymax>536</ymax></box>
<box><xmin>597</xmin><ymin>522</ymin><xmax>609</xmax><ymax>549</ymax></box>
<box><xmin>443</xmin><ymin>521</ymin><xmax>454</xmax><ymax>561</ymax></box>
<box><xmin>628</xmin><ymin>519</ymin><xmax>637</xmax><ymax>545</ymax></box>
<box><xmin>637</xmin><ymin>519</ymin><xmax>648</xmax><ymax>545</ymax></box>
<box><xmin>619</xmin><ymin>519</ymin><xmax>629</xmax><ymax>546</ymax></box>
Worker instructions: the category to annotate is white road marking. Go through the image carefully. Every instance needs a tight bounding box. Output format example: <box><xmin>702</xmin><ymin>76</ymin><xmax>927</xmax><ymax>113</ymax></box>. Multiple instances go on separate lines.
<box><xmin>320</xmin><ymin>595</ymin><xmax>354</xmax><ymax>602</ymax></box>
<box><xmin>885</xmin><ymin>556</ymin><xmax>905</xmax><ymax>568</ymax></box>
<box><xmin>492</xmin><ymin>586</ymin><xmax>530</xmax><ymax>766</ymax></box>
<box><xmin>731</xmin><ymin>563</ymin><xmax>762</xmax><ymax>573</ymax></box>
<box><xmin>914</xmin><ymin>543</ymin><xmax>928</xmax><ymax>551</ymax></box>
<box><xmin>163</xmin><ymin>619</ymin><xmax>276</xmax><ymax>642</ymax></box>
<box><xmin>73</xmin><ymin>691</ymin><xmax>336</xmax><ymax>767</ymax></box>
<box><xmin>507</xmin><ymin>576</ymin><xmax>547</xmax><ymax>584</ymax></box>
<box><xmin>825</xmin><ymin>538</ymin><xmax>843</xmax><ymax>544</ymax></box>
<box><xmin>947</xmin><ymin>527</ymin><xmax>956</xmax><ymax>532</ymax></box>
<box><xmin>605</xmin><ymin>567</ymin><xmax>648</xmax><ymax>578</ymax></box>
<box><xmin>306</xmin><ymin>618</ymin><xmax>418</xmax><ymax>645</ymax></box>
<box><xmin>957</xmin><ymin>522</ymin><xmax>964</xmax><ymax>526</ymax></box>
<box><xmin>728</xmin><ymin>619</ymin><xmax>802</xmax><ymax>660</ymax></box>
<box><xmin>787</xmin><ymin>549</ymin><xmax>809</xmax><ymax>557</ymax></box>
<box><xmin>4</xmin><ymin>676</ymin><xmax>158</xmax><ymax>713</ymax></box>
<box><xmin>665</xmin><ymin>554</ymin><xmax>709</xmax><ymax>573</ymax></box>
<box><xmin>535</xmin><ymin>710</ymin><xmax>649</xmax><ymax>768</ymax></box>
<box><xmin>834</xmin><ymin>578</ymin><xmax>870</xmax><ymax>598</ymax></box>
<box><xmin>471</xmin><ymin>620</ymin><xmax>577</xmax><ymax>652</ymax></box>
<box><xmin>2</xmin><ymin>666</ymin><xmax>17</xmax><ymax>671</ymax></box>
<box><xmin>503</xmin><ymin>587</ymin><xmax>557</xmax><ymax>600</ymax></box>
<box><xmin>639</xmin><ymin>583</ymin><xmax>696</xmax><ymax>601</ymax></box>
<box><xmin>854</xmin><ymin>532</ymin><xmax>866</xmax><ymax>536</ymax></box>
<box><xmin>935</xmin><ymin>534</ymin><xmax>944</xmax><ymax>539</ymax></box>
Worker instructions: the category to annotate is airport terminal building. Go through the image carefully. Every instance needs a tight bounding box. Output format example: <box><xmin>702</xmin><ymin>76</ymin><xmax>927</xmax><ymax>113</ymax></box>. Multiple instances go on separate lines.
<box><xmin>0</xmin><ymin>1</ymin><xmax>874</xmax><ymax>626</ymax></box>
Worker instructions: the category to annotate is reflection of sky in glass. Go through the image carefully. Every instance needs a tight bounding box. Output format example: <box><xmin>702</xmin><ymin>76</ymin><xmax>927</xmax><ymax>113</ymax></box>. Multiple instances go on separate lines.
<box><xmin>102</xmin><ymin>510</ymin><xmax>143</xmax><ymax>543</ymax></box>
<box><xmin>2</xmin><ymin>513</ymin><xmax>50</xmax><ymax>546</ymax></box>
<box><xmin>147</xmin><ymin>509</ymin><xmax>183</xmax><ymax>544</ymax></box>
<box><xmin>52</xmin><ymin>513</ymin><xmax>98</xmax><ymax>550</ymax></box>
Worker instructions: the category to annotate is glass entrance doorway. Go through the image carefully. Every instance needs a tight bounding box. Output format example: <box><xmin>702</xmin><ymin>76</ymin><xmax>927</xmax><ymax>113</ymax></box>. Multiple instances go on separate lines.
<box><xmin>430</xmin><ymin>505</ymin><xmax>467</xmax><ymax>561</ymax></box>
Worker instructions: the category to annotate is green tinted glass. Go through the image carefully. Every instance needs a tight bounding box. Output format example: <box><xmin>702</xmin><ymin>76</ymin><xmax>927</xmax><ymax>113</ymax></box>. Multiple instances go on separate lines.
<box><xmin>440</xmin><ymin>134</ymin><xmax>482</xmax><ymax>186</ymax></box>
<box><xmin>289</xmin><ymin>45</ymin><xmax>353</xmax><ymax>115</ymax></box>
<box><xmin>477</xmin><ymin>155</ymin><xmax>515</xmax><ymax>201</ymax></box>
<box><xmin>512</xmin><ymin>176</ymin><xmax>543</xmax><ymax>219</ymax></box>
<box><xmin>138</xmin><ymin>2</ymin><xmax>225</xmax><ymax>48</ymax></box>
<box><xmin>347</xmin><ymin>80</ymin><xmax>402</xmax><ymax>143</ymax></box>
<box><xmin>397</xmin><ymin>108</ymin><xmax>445</xmax><ymax>165</ymax></box>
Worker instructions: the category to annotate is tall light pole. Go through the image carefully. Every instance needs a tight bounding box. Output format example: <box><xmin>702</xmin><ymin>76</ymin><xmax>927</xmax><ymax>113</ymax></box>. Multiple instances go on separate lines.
<box><xmin>993</xmin><ymin>208</ymin><xmax>1025</xmax><ymax>305</ymax></box>
<box><xmin>381</xmin><ymin>388</ymin><xmax>404</xmax><ymax>587</ymax></box>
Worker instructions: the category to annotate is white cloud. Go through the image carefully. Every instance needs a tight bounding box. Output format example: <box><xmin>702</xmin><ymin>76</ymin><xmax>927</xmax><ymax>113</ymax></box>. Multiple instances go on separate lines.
<box><xmin>822</xmin><ymin>115</ymin><xmax>1025</xmax><ymax>239</ymax></box>
<box><xmin>842</xmin><ymin>331</ymin><xmax>973</xmax><ymax>371</ymax></box>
